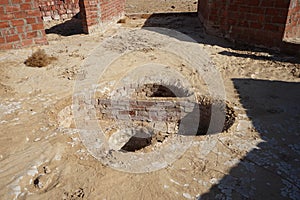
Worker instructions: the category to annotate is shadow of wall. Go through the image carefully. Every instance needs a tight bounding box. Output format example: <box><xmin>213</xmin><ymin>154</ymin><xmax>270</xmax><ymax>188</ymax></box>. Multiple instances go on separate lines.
<box><xmin>200</xmin><ymin>79</ymin><xmax>300</xmax><ymax>199</ymax></box>
<box><xmin>141</xmin><ymin>12</ymin><xmax>300</xmax><ymax>63</ymax></box>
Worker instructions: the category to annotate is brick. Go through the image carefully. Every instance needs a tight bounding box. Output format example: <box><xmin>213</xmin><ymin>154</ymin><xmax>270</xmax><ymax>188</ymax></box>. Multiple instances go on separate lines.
<box><xmin>24</xmin><ymin>24</ymin><xmax>32</xmax><ymax>32</ymax></box>
<box><xmin>14</xmin><ymin>11</ymin><xmax>27</xmax><ymax>18</ymax></box>
<box><xmin>11</xmin><ymin>19</ymin><xmax>25</xmax><ymax>26</ymax></box>
<box><xmin>246</xmin><ymin>13</ymin><xmax>259</xmax><ymax>21</ymax></box>
<box><xmin>274</xmin><ymin>0</ymin><xmax>290</xmax><ymax>8</ymax></box>
<box><xmin>247</xmin><ymin>0</ymin><xmax>260</xmax><ymax>6</ymax></box>
<box><xmin>250</xmin><ymin>22</ymin><xmax>263</xmax><ymax>29</ymax></box>
<box><xmin>6</xmin><ymin>34</ymin><xmax>20</xmax><ymax>42</ymax></box>
<box><xmin>0</xmin><ymin>0</ymin><xmax>9</xmax><ymax>4</ymax></box>
<box><xmin>34</xmin><ymin>38</ymin><xmax>48</xmax><ymax>45</ymax></box>
<box><xmin>260</xmin><ymin>1</ymin><xmax>274</xmax><ymax>7</ymax></box>
<box><xmin>0</xmin><ymin>36</ymin><xmax>5</xmax><ymax>43</ymax></box>
<box><xmin>11</xmin><ymin>0</ymin><xmax>22</xmax><ymax>4</ymax></box>
<box><xmin>32</xmin><ymin>23</ymin><xmax>44</xmax><ymax>31</ymax></box>
<box><xmin>6</xmin><ymin>5</ymin><xmax>20</xmax><ymax>12</ymax></box>
<box><xmin>0</xmin><ymin>21</ymin><xmax>9</xmax><ymax>28</ymax></box>
<box><xmin>251</xmin><ymin>7</ymin><xmax>266</xmax><ymax>14</ymax></box>
<box><xmin>21</xmin><ymin>39</ymin><xmax>33</xmax><ymax>46</ymax></box>
<box><xmin>45</xmin><ymin>11</ymin><xmax>51</xmax><ymax>16</ymax></box>
<box><xmin>26</xmin><ymin>17</ymin><xmax>37</xmax><ymax>24</ymax></box>
<box><xmin>266</xmin><ymin>8</ymin><xmax>287</xmax><ymax>16</ymax></box>
<box><xmin>0</xmin><ymin>13</ymin><xmax>14</xmax><ymax>20</ymax></box>
<box><xmin>0</xmin><ymin>43</ymin><xmax>13</xmax><ymax>50</ymax></box>
<box><xmin>16</xmin><ymin>26</ymin><xmax>24</xmax><ymax>33</ymax></box>
<box><xmin>58</xmin><ymin>9</ymin><xmax>66</xmax><ymax>14</ymax></box>
<box><xmin>2</xmin><ymin>28</ymin><xmax>16</xmax><ymax>35</ymax></box>
<box><xmin>26</xmin><ymin>9</ymin><xmax>41</xmax><ymax>16</ymax></box>
<box><xmin>238</xmin><ymin>20</ymin><xmax>249</xmax><ymax>28</ymax></box>
<box><xmin>265</xmin><ymin>24</ymin><xmax>279</xmax><ymax>31</ymax></box>
<box><xmin>272</xmin><ymin>16</ymin><xmax>287</xmax><ymax>24</ymax></box>
<box><xmin>20</xmin><ymin>3</ymin><xmax>32</xmax><ymax>10</ymax></box>
<box><xmin>26</xmin><ymin>31</ymin><xmax>38</xmax><ymax>39</ymax></box>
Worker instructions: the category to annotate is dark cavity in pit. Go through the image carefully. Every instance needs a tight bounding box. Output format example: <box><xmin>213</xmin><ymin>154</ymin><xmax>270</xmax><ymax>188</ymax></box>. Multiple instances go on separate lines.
<box><xmin>136</xmin><ymin>83</ymin><xmax>191</xmax><ymax>97</ymax></box>
<box><xmin>178</xmin><ymin>100</ymin><xmax>236</xmax><ymax>136</ymax></box>
<box><xmin>121</xmin><ymin>136</ymin><xmax>152</xmax><ymax>152</ymax></box>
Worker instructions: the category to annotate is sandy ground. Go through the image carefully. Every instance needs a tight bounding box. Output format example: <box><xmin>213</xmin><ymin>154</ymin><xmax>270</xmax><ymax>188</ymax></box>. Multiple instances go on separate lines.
<box><xmin>125</xmin><ymin>0</ymin><xmax>198</xmax><ymax>13</ymax></box>
<box><xmin>1</xmin><ymin>1</ymin><xmax>300</xmax><ymax>200</ymax></box>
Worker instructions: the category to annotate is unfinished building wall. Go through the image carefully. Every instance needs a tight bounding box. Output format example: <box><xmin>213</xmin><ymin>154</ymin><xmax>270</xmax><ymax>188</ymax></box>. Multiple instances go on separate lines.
<box><xmin>0</xmin><ymin>0</ymin><xmax>48</xmax><ymax>50</ymax></box>
<box><xmin>198</xmin><ymin>0</ymin><xmax>300</xmax><ymax>51</ymax></box>
<box><xmin>0</xmin><ymin>0</ymin><xmax>125</xmax><ymax>49</ymax></box>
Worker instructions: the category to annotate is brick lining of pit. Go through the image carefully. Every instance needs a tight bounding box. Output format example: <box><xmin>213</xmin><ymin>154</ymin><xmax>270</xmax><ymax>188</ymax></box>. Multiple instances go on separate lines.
<box><xmin>96</xmin><ymin>84</ymin><xmax>235</xmax><ymax>152</ymax></box>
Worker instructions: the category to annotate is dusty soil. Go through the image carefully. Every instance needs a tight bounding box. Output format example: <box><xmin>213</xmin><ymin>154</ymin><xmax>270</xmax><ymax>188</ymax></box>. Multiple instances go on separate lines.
<box><xmin>125</xmin><ymin>0</ymin><xmax>198</xmax><ymax>13</ymax></box>
<box><xmin>1</xmin><ymin>1</ymin><xmax>300</xmax><ymax>200</ymax></box>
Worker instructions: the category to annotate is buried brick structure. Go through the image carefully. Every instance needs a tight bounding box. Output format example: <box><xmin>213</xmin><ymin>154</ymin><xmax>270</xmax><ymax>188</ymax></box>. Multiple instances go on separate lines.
<box><xmin>0</xmin><ymin>0</ymin><xmax>299</xmax><ymax>52</ymax></box>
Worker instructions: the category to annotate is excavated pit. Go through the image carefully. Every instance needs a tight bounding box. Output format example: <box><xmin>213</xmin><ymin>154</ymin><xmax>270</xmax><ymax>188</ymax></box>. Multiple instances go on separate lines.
<box><xmin>95</xmin><ymin>84</ymin><xmax>236</xmax><ymax>152</ymax></box>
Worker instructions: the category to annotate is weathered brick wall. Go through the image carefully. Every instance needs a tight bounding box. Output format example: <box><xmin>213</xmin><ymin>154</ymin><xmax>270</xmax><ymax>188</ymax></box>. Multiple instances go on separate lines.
<box><xmin>198</xmin><ymin>0</ymin><xmax>300</xmax><ymax>51</ymax></box>
<box><xmin>284</xmin><ymin>0</ymin><xmax>300</xmax><ymax>40</ymax></box>
<box><xmin>96</xmin><ymin>99</ymin><xmax>195</xmax><ymax>122</ymax></box>
<box><xmin>95</xmin><ymin>98</ymin><xmax>215</xmax><ymax>135</ymax></box>
<box><xmin>81</xmin><ymin>0</ymin><xmax>125</xmax><ymax>33</ymax></box>
<box><xmin>0</xmin><ymin>0</ymin><xmax>47</xmax><ymax>49</ymax></box>
<box><xmin>38</xmin><ymin>0</ymin><xmax>80</xmax><ymax>21</ymax></box>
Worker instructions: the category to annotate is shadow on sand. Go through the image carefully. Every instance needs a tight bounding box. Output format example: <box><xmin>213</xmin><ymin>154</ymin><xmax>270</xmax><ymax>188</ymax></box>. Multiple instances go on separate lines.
<box><xmin>200</xmin><ymin>79</ymin><xmax>300</xmax><ymax>199</ymax></box>
<box><xmin>141</xmin><ymin>13</ymin><xmax>300</xmax><ymax>198</ymax></box>
<box><xmin>45</xmin><ymin>13</ymin><xmax>85</xmax><ymax>36</ymax></box>
<box><xmin>141</xmin><ymin>12</ymin><xmax>300</xmax><ymax>64</ymax></box>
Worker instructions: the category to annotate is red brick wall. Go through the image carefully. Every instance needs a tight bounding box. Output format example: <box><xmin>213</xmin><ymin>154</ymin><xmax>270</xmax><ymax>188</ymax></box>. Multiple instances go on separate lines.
<box><xmin>0</xmin><ymin>0</ymin><xmax>48</xmax><ymax>49</ymax></box>
<box><xmin>100</xmin><ymin>0</ymin><xmax>125</xmax><ymax>21</ymax></box>
<box><xmin>198</xmin><ymin>0</ymin><xmax>300</xmax><ymax>52</ymax></box>
<box><xmin>81</xmin><ymin>0</ymin><xmax>125</xmax><ymax>33</ymax></box>
<box><xmin>284</xmin><ymin>0</ymin><xmax>300</xmax><ymax>40</ymax></box>
<box><xmin>0</xmin><ymin>0</ymin><xmax>126</xmax><ymax>49</ymax></box>
<box><xmin>38</xmin><ymin>0</ymin><xmax>80</xmax><ymax>21</ymax></box>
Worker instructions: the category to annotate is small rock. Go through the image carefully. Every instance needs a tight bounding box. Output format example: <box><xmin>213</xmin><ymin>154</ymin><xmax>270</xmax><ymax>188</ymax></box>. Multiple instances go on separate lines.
<box><xmin>43</xmin><ymin>166</ymin><xmax>51</xmax><ymax>174</ymax></box>
<box><xmin>183</xmin><ymin>193</ymin><xmax>192</xmax><ymax>199</ymax></box>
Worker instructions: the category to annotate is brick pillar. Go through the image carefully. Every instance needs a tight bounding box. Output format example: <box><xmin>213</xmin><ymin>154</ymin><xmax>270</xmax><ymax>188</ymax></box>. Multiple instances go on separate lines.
<box><xmin>0</xmin><ymin>0</ymin><xmax>48</xmax><ymax>50</ymax></box>
<box><xmin>284</xmin><ymin>0</ymin><xmax>300</xmax><ymax>41</ymax></box>
<box><xmin>80</xmin><ymin>0</ymin><xmax>125</xmax><ymax>34</ymax></box>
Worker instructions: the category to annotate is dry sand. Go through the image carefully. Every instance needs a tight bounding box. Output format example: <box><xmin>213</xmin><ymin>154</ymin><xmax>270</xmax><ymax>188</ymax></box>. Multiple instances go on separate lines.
<box><xmin>0</xmin><ymin>1</ymin><xmax>300</xmax><ymax>199</ymax></box>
